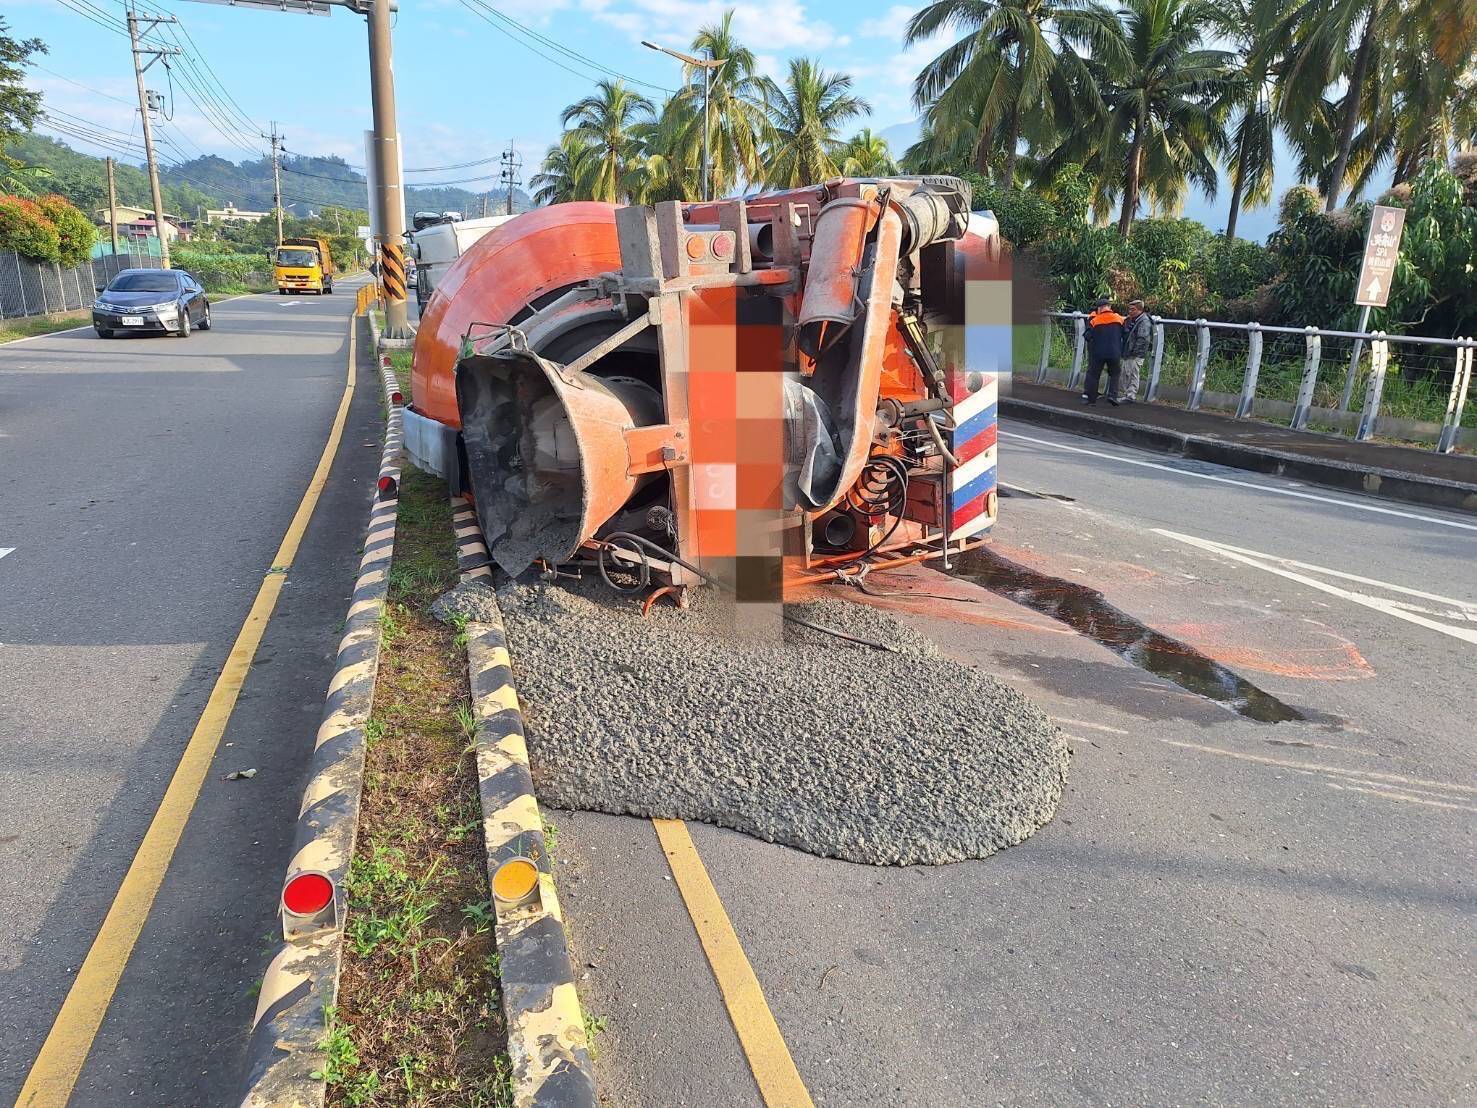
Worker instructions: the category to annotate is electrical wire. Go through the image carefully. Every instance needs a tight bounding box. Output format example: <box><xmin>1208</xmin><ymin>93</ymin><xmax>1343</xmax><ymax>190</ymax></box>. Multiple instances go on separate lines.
<box><xmin>456</xmin><ymin>0</ymin><xmax>674</xmax><ymax>94</ymax></box>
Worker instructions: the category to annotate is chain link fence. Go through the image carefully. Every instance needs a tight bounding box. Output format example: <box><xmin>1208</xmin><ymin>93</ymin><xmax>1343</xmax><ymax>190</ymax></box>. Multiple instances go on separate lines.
<box><xmin>1034</xmin><ymin>312</ymin><xmax>1476</xmax><ymax>453</ymax></box>
<box><xmin>0</xmin><ymin>246</ymin><xmax>165</xmax><ymax>321</ymax></box>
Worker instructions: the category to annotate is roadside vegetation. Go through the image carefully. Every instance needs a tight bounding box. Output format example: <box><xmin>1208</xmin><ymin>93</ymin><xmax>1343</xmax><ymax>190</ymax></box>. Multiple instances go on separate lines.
<box><xmin>0</xmin><ymin>308</ymin><xmax>86</xmax><ymax>343</ymax></box>
<box><xmin>532</xmin><ymin>5</ymin><xmax>1474</xmax><ymax>352</ymax></box>
<box><xmin>324</xmin><ymin>466</ymin><xmax>511</xmax><ymax>1107</ymax></box>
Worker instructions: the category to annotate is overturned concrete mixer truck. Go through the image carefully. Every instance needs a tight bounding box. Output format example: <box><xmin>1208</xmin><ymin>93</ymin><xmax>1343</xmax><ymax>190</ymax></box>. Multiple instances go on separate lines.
<box><xmin>403</xmin><ymin>176</ymin><xmax>1006</xmax><ymax>600</ymax></box>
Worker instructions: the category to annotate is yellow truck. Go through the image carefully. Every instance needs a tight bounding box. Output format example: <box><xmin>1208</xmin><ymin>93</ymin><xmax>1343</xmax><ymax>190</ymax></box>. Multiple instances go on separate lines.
<box><xmin>273</xmin><ymin>236</ymin><xmax>336</xmax><ymax>295</ymax></box>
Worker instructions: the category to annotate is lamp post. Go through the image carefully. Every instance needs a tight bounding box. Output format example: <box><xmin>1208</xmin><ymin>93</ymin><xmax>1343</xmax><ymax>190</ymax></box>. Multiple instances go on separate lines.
<box><xmin>641</xmin><ymin>39</ymin><xmax>726</xmax><ymax>202</ymax></box>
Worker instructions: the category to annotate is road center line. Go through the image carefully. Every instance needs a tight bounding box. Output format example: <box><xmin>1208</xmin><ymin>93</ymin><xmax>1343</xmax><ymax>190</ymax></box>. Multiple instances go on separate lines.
<box><xmin>652</xmin><ymin>818</ymin><xmax>815</xmax><ymax>1108</ymax></box>
<box><xmin>1000</xmin><ymin>429</ymin><xmax>1477</xmax><ymax>532</ymax></box>
<box><xmin>15</xmin><ymin>312</ymin><xmax>359</xmax><ymax>1108</ymax></box>
<box><xmin>1153</xmin><ymin>529</ymin><xmax>1477</xmax><ymax>645</ymax></box>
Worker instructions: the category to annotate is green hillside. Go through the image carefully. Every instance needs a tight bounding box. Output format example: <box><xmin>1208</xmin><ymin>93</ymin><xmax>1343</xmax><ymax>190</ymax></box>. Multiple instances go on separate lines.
<box><xmin>4</xmin><ymin>133</ymin><xmax>530</xmax><ymax>220</ymax></box>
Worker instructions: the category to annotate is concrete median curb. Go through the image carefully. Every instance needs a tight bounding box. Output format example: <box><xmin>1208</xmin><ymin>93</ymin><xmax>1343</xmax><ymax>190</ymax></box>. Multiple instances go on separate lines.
<box><xmin>1002</xmin><ymin>397</ymin><xmax>1477</xmax><ymax>516</ymax></box>
<box><xmin>239</xmin><ymin>319</ymin><xmax>403</xmax><ymax>1108</ymax></box>
<box><xmin>451</xmin><ymin>508</ymin><xmax>598</xmax><ymax>1108</ymax></box>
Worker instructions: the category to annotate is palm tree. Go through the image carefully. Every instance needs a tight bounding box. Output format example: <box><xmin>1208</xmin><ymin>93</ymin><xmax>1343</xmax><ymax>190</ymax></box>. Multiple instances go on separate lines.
<box><xmin>906</xmin><ymin>0</ymin><xmax>1113</xmax><ymax>188</ymax></box>
<box><xmin>684</xmin><ymin>11</ymin><xmax>773</xmax><ymax>195</ymax></box>
<box><xmin>761</xmin><ymin>58</ymin><xmax>870</xmax><ymax>188</ymax></box>
<box><xmin>560</xmin><ymin>80</ymin><xmax>655</xmax><ymax>203</ymax></box>
<box><xmin>1278</xmin><ymin>0</ymin><xmax>1399</xmax><ymax>211</ymax></box>
<box><xmin>837</xmin><ymin>129</ymin><xmax>899</xmax><ymax>176</ymax></box>
<box><xmin>633</xmin><ymin>95</ymin><xmax>703</xmax><ymax>203</ymax></box>
<box><xmin>1041</xmin><ymin>0</ymin><xmax>1231</xmax><ymax>236</ymax></box>
<box><xmin>1214</xmin><ymin>0</ymin><xmax>1283</xmax><ymax>239</ymax></box>
<box><xmin>531</xmin><ymin>132</ymin><xmax>594</xmax><ymax>205</ymax></box>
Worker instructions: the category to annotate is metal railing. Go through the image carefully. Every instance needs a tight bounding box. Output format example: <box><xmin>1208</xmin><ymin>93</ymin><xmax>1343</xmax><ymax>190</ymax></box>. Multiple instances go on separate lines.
<box><xmin>1036</xmin><ymin>312</ymin><xmax>1476</xmax><ymax>454</ymax></box>
<box><xmin>0</xmin><ymin>247</ymin><xmax>165</xmax><ymax>321</ymax></box>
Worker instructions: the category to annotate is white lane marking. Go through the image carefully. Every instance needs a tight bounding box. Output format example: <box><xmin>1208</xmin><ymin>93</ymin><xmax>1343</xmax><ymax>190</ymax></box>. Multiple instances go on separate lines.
<box><xmin>1172</xmin><ymin>535</ymin><xmax>1477</xmax><ymax>616</ymax></box>
<box><xmin>1054</xmin><ymin>717</ymin><xmax>1130</xmax><ymax>735</ymax></box>
<box><xmin>0</xmin><ymin>292</ymin><xmax>258</xmax><ymax>347</ymax></box>
<box><xmin>1325</xmin><ymin>781</ymin><xmax>1477</xmax><ymax>814</ymax></box>
<box><xmin>0</xmin><ymin>547</ymin><xmax>13</xmax><ymax>560</ymax></box>
<box><xmin>1154</xmin><ymin>737</ymin><xmax>1477</xmax><ymax>796</ymax></box>
<box><xmin>1001</xmin><ymin>430</ymin><xmax>1477</xmax><ymax>533</ymax></box>
<box><xmin>1154</xmin><ymin>529</ymin><xmax>1477</xmax><ymax>645</ymax></box>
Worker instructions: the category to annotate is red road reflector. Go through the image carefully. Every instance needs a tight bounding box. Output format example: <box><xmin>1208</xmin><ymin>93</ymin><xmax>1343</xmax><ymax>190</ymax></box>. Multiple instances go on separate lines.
<box><xmin>282</xmin><ymin>872</ymin><xmax>334</xmax><ymax>916</ymax></box>
<box><xmin>378</xmin><ymin>474</ymin><xmax>399</xmax><ymax>499</ymax></box>
<box><xmin>390</xmin><ymin>390</ymin><xmax>403</xmax><ymax>405</ymax></box>
<box><xmin>380</xmin><ymin>354</ymin><xmax>393</xmax><ymax>368</ymax></box>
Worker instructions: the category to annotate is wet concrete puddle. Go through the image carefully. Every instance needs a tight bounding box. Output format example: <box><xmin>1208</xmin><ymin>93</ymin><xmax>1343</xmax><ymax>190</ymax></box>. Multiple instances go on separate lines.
<box><xmin>955</xmin><ymin>546</ymin><xmax>1304</xmax><ymax>724</ymax></box>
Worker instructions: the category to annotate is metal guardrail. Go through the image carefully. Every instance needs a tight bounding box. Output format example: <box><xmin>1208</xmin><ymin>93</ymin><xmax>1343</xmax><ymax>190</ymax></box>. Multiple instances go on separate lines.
<box><xmin>0</xmin><ymin>248</ymin><xmax>164</xmax><ymax>321</ymax></box>
<box><xmin>1038</xmin><ymin>312</ymin><xmax>1476</xmax><ymax>453</ymax></box>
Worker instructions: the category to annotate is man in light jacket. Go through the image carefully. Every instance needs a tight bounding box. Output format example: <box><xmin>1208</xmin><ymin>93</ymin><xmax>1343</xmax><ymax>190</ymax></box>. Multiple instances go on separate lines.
<box><xmin>1121</xmin><ymin>299</ymin><xmax>1152</xmax><ymax>402</ymax></box>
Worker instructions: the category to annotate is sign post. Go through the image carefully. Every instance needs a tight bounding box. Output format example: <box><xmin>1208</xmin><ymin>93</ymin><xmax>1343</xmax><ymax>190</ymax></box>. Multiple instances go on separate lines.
<box><xmin>1340</xmin><ymin>204</ymin><xmax>1406</xmax><ymax>412</ymax></box>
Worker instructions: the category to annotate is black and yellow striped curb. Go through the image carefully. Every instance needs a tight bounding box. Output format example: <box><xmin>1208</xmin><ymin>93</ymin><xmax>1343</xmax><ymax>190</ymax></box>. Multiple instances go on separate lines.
<box><xmin>453</xmin><ymin>509</ymin><xmax>598</xmax><ymax>1108</ymax></box>
<box><xmin>239</xmin><ymin>325</ymin><xmax>404</xmax><ymax>1108</ymax></box>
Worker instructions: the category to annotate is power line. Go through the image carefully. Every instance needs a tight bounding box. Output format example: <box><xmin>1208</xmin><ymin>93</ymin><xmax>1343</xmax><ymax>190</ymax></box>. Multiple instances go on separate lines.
<box><xmin>31</xmin><ymin>62</ymin><xmax>137</xmax><ymax>106</ymax></box>
<box><xmin>405</xmin><ymin>155</ymin><xmax>502</xmax><ymax>173</ymax></box>
<box><xmin>455</xmin><ymin>0</ymin><xmax>674</xmax><ymax>94</ymax></box>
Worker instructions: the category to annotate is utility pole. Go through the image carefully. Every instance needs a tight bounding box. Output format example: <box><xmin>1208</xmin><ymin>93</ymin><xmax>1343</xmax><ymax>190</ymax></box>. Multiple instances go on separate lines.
<box><xmin>105</xmin><ymin>157</ymin><xmax>120</xmax><ymax>255</ymax></box>
<box><xmin>366</xmin><ymin>0</ymin><xmax>409</xmax><ymax>337</ymax></box>
<box><xmin>126</xmin><ymin>2</ymin><xmax>180</xmax><ymax>268</ymax></box>
<box><xmin>265</xmin><ymin>122</ymin><xmax>285</xmax><ymax>245</ymax></box>
<box><xmin>498</xmin><ymin>141</ymin><xmax>522</xmax><ymax>215</ymax></box>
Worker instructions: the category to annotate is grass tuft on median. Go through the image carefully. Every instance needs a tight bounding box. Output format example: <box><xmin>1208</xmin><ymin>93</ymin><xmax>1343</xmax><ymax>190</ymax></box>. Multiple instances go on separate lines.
<box><xmin>325</xmin><ymin>465</ymin><xmax>512</xmax><ymax>1108</ymax></box>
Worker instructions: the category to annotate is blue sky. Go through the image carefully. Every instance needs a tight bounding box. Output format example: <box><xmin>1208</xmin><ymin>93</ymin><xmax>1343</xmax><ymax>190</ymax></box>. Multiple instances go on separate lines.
<box><xmin>12</xmin><ymin>0</ymin><xmax>1322</xmax><ymax>238</ymax></box>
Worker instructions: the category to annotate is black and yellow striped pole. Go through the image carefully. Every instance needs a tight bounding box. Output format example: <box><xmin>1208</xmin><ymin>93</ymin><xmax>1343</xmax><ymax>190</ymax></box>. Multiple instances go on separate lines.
<box><xmin>380</xmin><ymin>241</ymin><xmax>407</xmax><ymax>305</ymax></box>
<box><xmin>367</xmin><ymin>0</ymin><xmax>411</xmax><ymax>338</ymax></box>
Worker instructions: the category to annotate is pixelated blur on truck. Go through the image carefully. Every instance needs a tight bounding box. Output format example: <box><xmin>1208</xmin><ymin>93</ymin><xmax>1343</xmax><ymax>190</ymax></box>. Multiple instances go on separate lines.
<box><xmin>274</xmin><ymin>237</ymin><xmax>336</xmax><ymax>295</ymax></box>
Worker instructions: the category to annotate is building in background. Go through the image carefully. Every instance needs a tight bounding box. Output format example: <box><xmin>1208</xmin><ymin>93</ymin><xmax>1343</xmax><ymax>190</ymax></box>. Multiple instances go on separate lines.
<box><xmin>204</xmin><ymin>203</ymin><xmax>270</xmax><ymax>225</ymax></box>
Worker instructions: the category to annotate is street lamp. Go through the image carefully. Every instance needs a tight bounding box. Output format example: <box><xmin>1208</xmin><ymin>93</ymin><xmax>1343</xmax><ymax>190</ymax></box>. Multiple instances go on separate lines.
<box><xmin>642</xmin><ymin>39</ymin><xmax>726</xmax><ymax>202</ymax></box>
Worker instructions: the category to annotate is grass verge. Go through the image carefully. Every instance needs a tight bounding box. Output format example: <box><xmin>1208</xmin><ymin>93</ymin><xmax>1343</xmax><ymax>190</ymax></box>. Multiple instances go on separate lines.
<box><xmin>325</xmin><ymin>465</ymin><xmax>511</xmax><ymax>1107</ymax></box>
<box><xmin>389</xmin><ymin>348</ymin><xmax>412</xmax><ymax>394</ymax></box>
<box><xmin>0</xmin><ymin>311</ymin><xmax>90</xmax><ymax>343</ymax></box>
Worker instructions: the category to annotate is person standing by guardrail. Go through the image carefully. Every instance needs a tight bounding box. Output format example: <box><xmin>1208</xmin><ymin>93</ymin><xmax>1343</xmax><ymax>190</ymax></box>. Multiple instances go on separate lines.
<box><xmin>1121</xmin><ymin>299</ymin><xmax>1152</xmax><ymax>403</ymax></box>
<box><xmin>1084</xmin><ymin>297</ymin><xmax>1126</xmax><ymax>406</ymax></box>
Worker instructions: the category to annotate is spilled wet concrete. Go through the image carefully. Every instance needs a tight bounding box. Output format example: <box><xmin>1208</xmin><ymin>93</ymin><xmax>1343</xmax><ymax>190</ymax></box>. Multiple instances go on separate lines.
<box><xmin>954</xmin><ymin>546</ymin><xmax>1305</xmax><ymax>724</ymax></box>
<box><xmin>492</xmin><ymin>579</ymin><xmax>1072</xmax><ymax>866</ymax></box>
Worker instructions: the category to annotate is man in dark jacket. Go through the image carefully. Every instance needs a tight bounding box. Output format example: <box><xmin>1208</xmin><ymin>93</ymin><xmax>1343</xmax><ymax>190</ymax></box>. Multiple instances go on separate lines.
<box><xmin>1083</xmin><ymin>297</ymin><xmax>1125</xmax><ymax>405</ymax></box>
<box><xmin>1121</xmin><ymin>299</ymin><xmax>1152</xmax><ymax>402</ymax></box>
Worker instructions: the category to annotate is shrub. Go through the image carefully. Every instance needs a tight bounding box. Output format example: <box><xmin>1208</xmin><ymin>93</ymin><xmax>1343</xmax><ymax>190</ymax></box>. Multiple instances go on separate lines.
<box><xmin>0</xmin><ymin>193</ymin><xmax>61</xmax><ymax>261</ymax></box>
<box><xmin>34</xmin><ymin>193</ymin><xmax>96</xmax><ymax>266</ymax></box>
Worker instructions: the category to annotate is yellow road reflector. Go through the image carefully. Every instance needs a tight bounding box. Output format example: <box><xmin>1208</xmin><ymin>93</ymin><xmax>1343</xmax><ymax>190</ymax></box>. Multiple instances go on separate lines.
<box><xmin>492</xmin><ymin>857</ymin><xmax>540</xmax><ymax>904</ymax></box>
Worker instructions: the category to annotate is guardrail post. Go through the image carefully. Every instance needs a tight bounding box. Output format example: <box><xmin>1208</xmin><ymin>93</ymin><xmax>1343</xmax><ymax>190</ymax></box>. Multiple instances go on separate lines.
<box><xmin>1355</xmin><ymin>334</ymin><xmax>1389</xmax><ymax>441</ymax></box>
<box><xmin>1290</xmin><ymin>326</ymin><xmax>1322</xmax><ymax>430</ymax></box>
<box><xmin>1436</xmin><ymin>338</ymin><xmax>1472</xmax><ymax>453</ymax></box>
<box><xmin>1186</xmin><ymin>319</ymin><xmax>1211</xmax><ymax>410</ymax></box>
<box><xmin>1067</xmin><ymin>314</ymin><xmax>1086</xmax><ymax>391</ymax></box>
<box><xmin>15</xmin><ymin>253</ymin><xmax>29</xmax><ymax>317</ymax></box>
<box><xmin>1036</xmin><ymin>315</ymin><xmax>1052</xmax><ymax>383</ymax></box>
<box><xmin>1237</xmin><ymin>324</ymin><xmax>1263</xmax><ymax>419</ymax></box>
<box><xmin>1145</xmin><ymin>321</ymin><xmax>1165</xmax><ymax>402</ymax></box>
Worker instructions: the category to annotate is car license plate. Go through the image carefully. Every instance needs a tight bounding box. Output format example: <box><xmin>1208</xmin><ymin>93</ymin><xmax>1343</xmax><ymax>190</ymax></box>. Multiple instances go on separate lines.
<box><xmin>122</xmin><ymin>315</ymin><xmax>144</xmax><ymax>326</ymax></box>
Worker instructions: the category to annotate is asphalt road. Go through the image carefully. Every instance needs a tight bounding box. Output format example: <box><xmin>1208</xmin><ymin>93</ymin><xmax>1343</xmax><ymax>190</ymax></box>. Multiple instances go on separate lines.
<box><xmin>0</xmin><ymin>284</ymin><xmax>381</xmax><ymax>1105</ymax></box>
<box><xmin>551</xmin><ymin>419</ymin><xmax>1476</xmax><ymax>1106</ymax></box>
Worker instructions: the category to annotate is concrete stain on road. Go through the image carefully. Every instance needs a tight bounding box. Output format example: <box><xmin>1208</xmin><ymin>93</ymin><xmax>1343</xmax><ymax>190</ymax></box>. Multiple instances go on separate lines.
<box><xmin>955</xmin><ymin>546</ymin><xmax>1306</xmax><ymax>724</ymax></box>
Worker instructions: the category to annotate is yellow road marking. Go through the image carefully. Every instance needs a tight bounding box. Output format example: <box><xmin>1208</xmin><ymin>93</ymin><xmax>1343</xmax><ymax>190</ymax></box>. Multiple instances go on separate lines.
<box><xmin>16</xmin><ymin>315</ymin><xmax>360</xmax><ymax>1108</ymax></box>
<box><xmin>652</xmin><ymin>818</ymin><xmax>814</xmax><ymax>1108</ymax></box>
